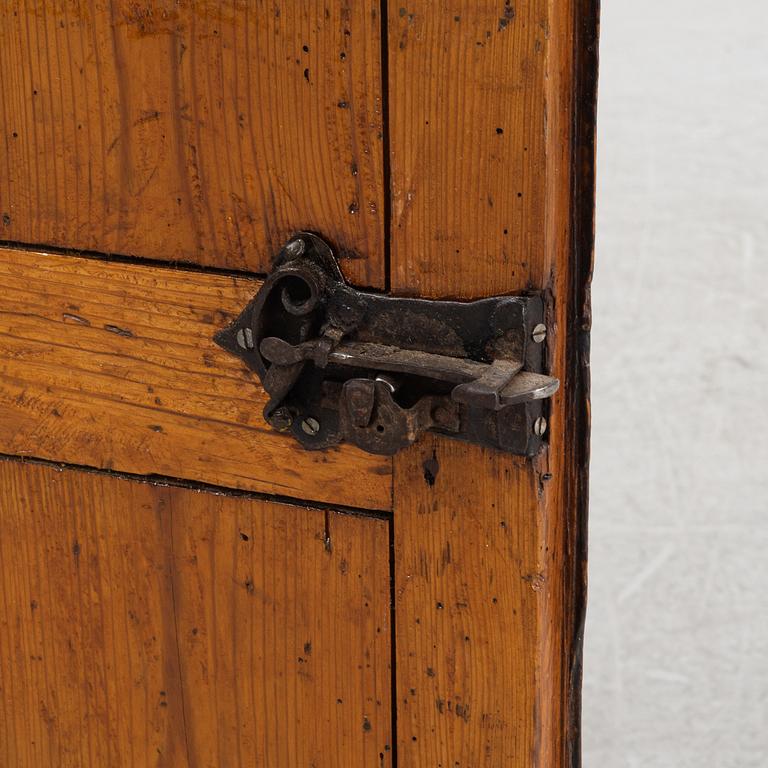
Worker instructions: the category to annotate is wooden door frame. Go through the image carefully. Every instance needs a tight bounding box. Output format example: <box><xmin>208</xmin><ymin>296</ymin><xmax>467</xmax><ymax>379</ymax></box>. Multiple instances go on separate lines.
<box><xmin>564</xmin><ymin>1</ymin><xmax>600</xmax><ymax>763</ymax></box>
<box><xmin>385</xmin><ymin>1</ymin><xmax>599</xmax><ymax>765</ymax></box>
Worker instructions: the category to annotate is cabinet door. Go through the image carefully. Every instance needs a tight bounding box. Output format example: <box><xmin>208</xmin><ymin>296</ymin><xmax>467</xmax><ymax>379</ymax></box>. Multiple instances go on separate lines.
<box><xmin>0</xmin><ymin>2</ymin><xmax>597</xmax><ymax>766</ymax></box>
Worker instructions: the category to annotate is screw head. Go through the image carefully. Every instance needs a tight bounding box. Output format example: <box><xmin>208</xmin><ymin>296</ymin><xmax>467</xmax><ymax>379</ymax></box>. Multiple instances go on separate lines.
<box><xmin>532</xmin><ymin>323</ymin><xmax>547</xmax><ymax>344</ymax></box>
<box><xmin>533</xmin><ymin>416</ymin><xmax>548</xmax><ymax>437</ymax></box>
<box><xmin>284</xmin><ymin>238</ymin><xmax>305</xmax><ymax>259</ymax></box>
<box><xmin>301</xmin><ymin>416</ymin><xmax>321</xmax><ymax>436</ymax></box>
<box><xmin>269</xmin><ymin>407</ymin><xmax>293</xmax><ymax>432</ymax></box>
<box><xmin>236</xmin><ymin>327</ymin><xmax>254</xmax><ymax>350</ymax></box>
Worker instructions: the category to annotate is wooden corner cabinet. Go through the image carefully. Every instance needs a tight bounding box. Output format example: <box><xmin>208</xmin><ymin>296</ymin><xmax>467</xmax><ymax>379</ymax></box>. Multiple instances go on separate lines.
<box><xmin>0</xmin><ymin>2</ymin><xmax>598</xmax><ymax>766</ymax></box>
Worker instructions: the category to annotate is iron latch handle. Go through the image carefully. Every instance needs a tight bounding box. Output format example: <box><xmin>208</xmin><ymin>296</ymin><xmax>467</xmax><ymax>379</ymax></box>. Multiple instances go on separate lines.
<box><xmin>214</xmin><ymin>233</ymin><xmax>559</xmax><ymax>456</ymax></box>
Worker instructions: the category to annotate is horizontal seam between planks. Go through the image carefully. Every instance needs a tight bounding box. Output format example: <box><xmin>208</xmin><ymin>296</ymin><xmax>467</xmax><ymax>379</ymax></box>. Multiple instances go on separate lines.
<box><xmin>0</xmin><ymin>452</ymin><xmax>393</xmax><ymax>519</ymax></box>
<box><xmin>0</xmin><ymin>240</ymin><xmax>393</xmax><ymax>296</ymax></box>
<box><xmin>0</xmin><ymin>239</ymin><xmax>268</xmax><ymax>281</ymax></box>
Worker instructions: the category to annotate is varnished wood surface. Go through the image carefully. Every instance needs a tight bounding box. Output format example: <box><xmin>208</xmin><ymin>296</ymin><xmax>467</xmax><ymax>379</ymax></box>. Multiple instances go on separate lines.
<box><xmin>394</xmin><ymin>440</ymin><xmax>541</xmax><ymax>764</ymax></box>
<box><xmin>0</xmin><ymin>459</ymin><xmax>393</xmax><ymax>767</ymax></box>
<box><xmin>388</xmin><ymin>0</ymin><xmax>550</xmax><ymax>299</ymax></box>
<box><xmin>0</xmin><ymin>1</ymin><xmax>385</xmax><ymax>287</ymax></box>
<box><xmin>0</xmin><ymin>247</ymin><xmax>392</xmax><ymax>510</ymax></box>
<box><xmin>169</xmin><ymin>478</ymin><xmax>392</xmax><ymax>767</ymax></box>
<box><xmin>0</xmin><ymin>1</ymin><xmax>597</xmax><ymax>764</ymax></box>
<box><xmin>390</xmin><ymin>1</ymin><xmax>595</xmax><ymax>766</ymax></box>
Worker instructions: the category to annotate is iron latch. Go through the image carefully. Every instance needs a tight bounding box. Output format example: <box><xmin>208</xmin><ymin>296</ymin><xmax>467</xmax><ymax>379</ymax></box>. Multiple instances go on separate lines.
<box><xmin>214</xmin><ymin>233</ymin><xmax>559</xmax><ymax>456</ymax></box>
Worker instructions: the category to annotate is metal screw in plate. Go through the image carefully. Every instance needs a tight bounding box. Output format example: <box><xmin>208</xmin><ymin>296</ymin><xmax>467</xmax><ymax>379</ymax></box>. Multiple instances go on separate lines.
<box><xmin>269</xmin><ymin>407</ymin><xmax>293</xmax><ymax>432</ymax></box>
<box><xmin>532</xmin><ymin>323</ymin><xmax>547</xmax><ymax>344</ymax></box>
<box><xmin>301</xmin><ymin>416</ymin><xmax>321</xmax><ymax>436</ymax></box>
<box><xmin>284</xmin><ymin>238</ymin><xmax>305</xmax><ymax>259</ymax></box>
<box><xmin>236</xmin><ymin>327</ymin><xmax>254</xmax><ymax>350</ymax></box>
<box><xmin>533</xmin><ymin>416</ymin><xmax>547</xmax><ymax>437</ymax></box>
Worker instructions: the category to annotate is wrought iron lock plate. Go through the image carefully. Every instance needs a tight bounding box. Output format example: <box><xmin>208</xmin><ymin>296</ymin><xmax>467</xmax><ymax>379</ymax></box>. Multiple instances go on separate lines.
<box><xmin>214</xmin><ymin>233</ymin><xmax>559</xmax><ymax>456</ymax></box>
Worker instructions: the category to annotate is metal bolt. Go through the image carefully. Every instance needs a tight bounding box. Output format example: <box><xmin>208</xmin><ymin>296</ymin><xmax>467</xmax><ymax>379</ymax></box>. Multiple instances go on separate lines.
<box><xmin>269</xmin><ymin>407</ymin><xmax>293</xmax><ymax>432</ymax></box>
<box><xmin>236</xmin><ymin>327</ymin><xmax>254</xmax><ymax>350</ymax></box>
<box><xmin>284</xmin><ymin>238</ymin><xmax>305</xmax><ymax>259</ymax></box>
<box><xmin>301</xmin><ymin>416</ymin><xmax>321</xmax><ymax>436</ymax></box>
<box><xmin>533</xmin><ymin>416</ymin><xmax>548</xmax><ymax>437</ymax></box>
<box><xmin>532</xmin><ymin>323</ymin><xmax>547</xmax><ymax>344</ymax></box>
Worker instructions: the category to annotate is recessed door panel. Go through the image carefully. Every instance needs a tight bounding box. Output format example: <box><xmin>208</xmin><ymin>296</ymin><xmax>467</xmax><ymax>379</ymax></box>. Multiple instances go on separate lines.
<box><xmin>0</xmin><ymin>460</ymin><xmax>392</xmax><ymax>767</ymax></box>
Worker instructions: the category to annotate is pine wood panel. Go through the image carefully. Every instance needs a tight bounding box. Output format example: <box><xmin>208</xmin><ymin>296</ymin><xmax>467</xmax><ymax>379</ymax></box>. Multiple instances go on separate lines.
<box><xmin>388</xmin><ymin>0</ymin><xmax>551</xmax><ymax>298</ymax></box>
<box><xmin>0</xmin><ymin>0</ymin><xmax>385</xmax><ymax>287</ymax></box>
<box><xmin>389</xmin><ymin>1</ymin><xmax>596</xmax><ymax>766</ymax></box>
<box><xmin>0</xmin><ymin>461</ymin><xmax>187</xmax><ymax>768</ymax></box>
<box><xmin>0</xmin><ymin>459</ymin><xmax>393</xmax><ymax>767</ymax></box>
<box><xmin>0</xmin><ymin>247</ymin><xmax>392</xmax><ymax>510</ymax></box>
<box><xmin>168</xmin><ymin>480</ymin><xmax>393</xmax><ymax>767</ymax></box>
<box><xmin>393</xmin><ymin>440</ymin><xmax>542</xmax><ymax>764</ymax></box>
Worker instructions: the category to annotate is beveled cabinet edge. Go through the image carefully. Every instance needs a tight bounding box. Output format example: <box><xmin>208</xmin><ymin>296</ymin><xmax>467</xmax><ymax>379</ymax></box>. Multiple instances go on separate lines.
<box><xmin>564</xmin><ymin>0</ymin><xmax>600</xmax><ymax>764</ymax></box>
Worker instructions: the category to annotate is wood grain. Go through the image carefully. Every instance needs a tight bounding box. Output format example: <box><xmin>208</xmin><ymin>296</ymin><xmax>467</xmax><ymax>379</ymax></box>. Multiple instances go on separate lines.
<box><xmin>0</xmin><ymin>0</ymin><xmax>385</xmax><ymax>287</ymax></box>
<box><xmin>389</xmin><ymin>1</ymin><xmax>596</xmax><ymax>766</ymax></box>
<box><xmin>168</xmin><ymin>478</ymin><xmax>393</xmax><ymax>767</ymax></box>
<box><xmin>0</xmin><ymin>461</ymin><xmax>186</xmax><ymax>767</ymax></box>
<box><xmin>388</xmin><ymin>0</ymin><xmax>551</xmax><ymax>299</ymax></box>
<box><xmin>0</xmin><ymin>459</ymin><xmax>393</xmax><ymax>767</ymax></box>
<box><xmin>0</xmin><ymin>247</ymin><xmax>392</xmax><ymax>510</ymax></box>
<box><xmin>393</xmin><ymin>440</ymin><xmax>542</xmax><ymax>764</ymax></box>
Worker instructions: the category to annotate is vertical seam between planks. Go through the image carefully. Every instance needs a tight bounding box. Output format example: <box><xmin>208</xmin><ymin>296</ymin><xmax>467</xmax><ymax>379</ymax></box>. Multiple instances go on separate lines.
<box><xmin>379</xmin><ymin>0</ymin><xmax>393</xmax><ymax>294</ymax></box>
<box><xmin>380</xmin><ymin>2</ymin><xmax>398</xmax><ymax>756</ymax></box>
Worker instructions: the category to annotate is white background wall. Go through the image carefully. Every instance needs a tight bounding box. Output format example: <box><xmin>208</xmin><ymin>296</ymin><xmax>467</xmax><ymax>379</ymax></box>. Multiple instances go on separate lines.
<box><xmin>584</xmin><ymin>1</ymin><xmax>768</xmax><ymax>765</ymax></box>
